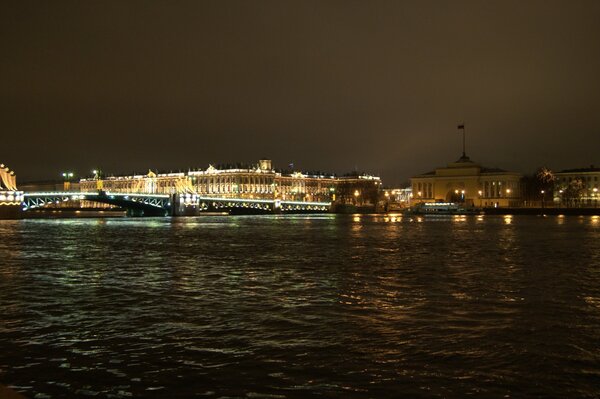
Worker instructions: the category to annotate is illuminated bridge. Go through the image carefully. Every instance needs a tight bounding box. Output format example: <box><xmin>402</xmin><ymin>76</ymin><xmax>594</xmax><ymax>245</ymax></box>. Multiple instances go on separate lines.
<box><xmin>21</xmin><ymin>191</ymin><xmax>331</xmax><ymax>216</ymax></box>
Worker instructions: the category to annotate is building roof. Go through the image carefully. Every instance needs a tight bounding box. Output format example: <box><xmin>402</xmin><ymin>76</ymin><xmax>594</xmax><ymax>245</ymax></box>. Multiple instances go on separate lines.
<box><xmin>480</xmin><ymin>167</ymin><xmax>508</xmax><ymax>173</ymax></box>
<box><xmin>413</xmin><ymin>153</ymin><xmax>519</xmax><ymax>178</ymax></box>
<box><xmin>557</xmin><ymin>166</ymin><xmax>600</xmax><ymax>173</ymax></box>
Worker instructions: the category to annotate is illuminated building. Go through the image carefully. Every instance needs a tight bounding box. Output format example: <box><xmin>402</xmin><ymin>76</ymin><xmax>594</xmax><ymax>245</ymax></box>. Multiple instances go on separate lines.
<box><xmin>554</xmin><ymin>166</ymin><xmax>600</xmax><ymax>206</ymax></box>
<box><xmin>80</xmin><ymin>159</ymin><xmax>382</xmax><ymax>206</ymax></box>
<box><xmin>411</xmin><ymin>154</ymin><xmax>522</xmax><ymax>207</ymax></box>
<box><xmin>0</xmin><ymin>163</ymin><xmax>23</xmax><ymax>218</ymax></box>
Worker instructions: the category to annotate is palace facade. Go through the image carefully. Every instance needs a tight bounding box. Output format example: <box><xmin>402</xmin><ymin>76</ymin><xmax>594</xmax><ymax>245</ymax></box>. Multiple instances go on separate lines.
<box><xmin>79</xmin><ymin>159</ymin><xmax>382</xmax><ymax>206</ymax></box>
<box><xmin>411</xmin><ymin>154</ymin><xmax>522</xmax><ymax>207</ymax></box>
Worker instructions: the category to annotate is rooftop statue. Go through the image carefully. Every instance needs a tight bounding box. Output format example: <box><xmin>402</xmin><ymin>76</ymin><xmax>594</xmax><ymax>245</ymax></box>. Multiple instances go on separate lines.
<box><xmin>0</xmin><ymin>164</ymin><xmax>17</xmax><ymax>191</ymax></box>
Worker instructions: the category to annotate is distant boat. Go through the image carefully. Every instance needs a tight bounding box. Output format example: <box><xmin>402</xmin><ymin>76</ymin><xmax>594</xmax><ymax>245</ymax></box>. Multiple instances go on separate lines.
<box><xmin>406</xmin><ymin>202</ymin><xmax>480</xmax><ymax>215</ymax></box>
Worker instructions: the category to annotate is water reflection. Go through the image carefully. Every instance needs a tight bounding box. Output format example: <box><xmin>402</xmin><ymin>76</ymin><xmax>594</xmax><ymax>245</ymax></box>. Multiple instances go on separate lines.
<box><xmin>1</xmin><ymin>215</ymin><xmax>600</xmax><ymax>398</ymax></box>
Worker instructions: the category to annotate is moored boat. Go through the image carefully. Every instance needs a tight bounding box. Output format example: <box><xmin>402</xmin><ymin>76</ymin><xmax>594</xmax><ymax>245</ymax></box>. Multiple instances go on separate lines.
<box><xmin>406</xmin><ymin>202</ymin><xmax>480</xmax><ymax>215</ymax></box>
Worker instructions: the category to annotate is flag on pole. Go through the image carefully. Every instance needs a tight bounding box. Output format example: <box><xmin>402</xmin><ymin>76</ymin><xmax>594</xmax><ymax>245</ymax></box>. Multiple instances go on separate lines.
<box><xmin>457</xmin><ymin>124</ymin><xmax>465</xmax><ymax>130</ymax></box>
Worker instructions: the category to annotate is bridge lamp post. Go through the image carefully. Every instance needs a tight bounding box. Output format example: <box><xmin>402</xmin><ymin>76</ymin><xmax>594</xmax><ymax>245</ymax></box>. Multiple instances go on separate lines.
<box><xmin>478</xmin><ymin>190</ymin><xmax>483</xmax><ymax>208</ymax></box>
<box><xmin>62</xmin><ymin>172</ymin><xmax>74</xmax><ymax>191</ymax></box>
<box><xmin>593</xmin><ymin>187</ymin><xmax>598</xmax><ymax>208</ymax></box>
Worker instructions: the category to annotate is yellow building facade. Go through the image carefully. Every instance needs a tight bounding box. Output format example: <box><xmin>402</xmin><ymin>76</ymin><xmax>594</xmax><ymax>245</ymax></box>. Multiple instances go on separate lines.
<box><xmin>411</xmin><ymin>155</ymin><xmax>522</xmax><ymax>207</ymax></box>
<box><xmin>80</xmin><ymin>160</ymin><xmax>381</xmax><ymax>206</ymax></box>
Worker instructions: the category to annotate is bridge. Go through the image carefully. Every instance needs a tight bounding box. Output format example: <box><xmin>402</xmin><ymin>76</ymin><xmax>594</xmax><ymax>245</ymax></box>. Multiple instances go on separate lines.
<box><xmin>20</xmin><ymin>191</ymin><xmax>331</xmax><ymax>216</ymax></box>
<box><xmin>22</xmin><ymin>192</ymin><xmax>172</xmax><ymax>216</ymax></box>
<box><xmin>1</xmin><ymin>162</ymin><xmax>336</xmax><ymax>217</ymax></box>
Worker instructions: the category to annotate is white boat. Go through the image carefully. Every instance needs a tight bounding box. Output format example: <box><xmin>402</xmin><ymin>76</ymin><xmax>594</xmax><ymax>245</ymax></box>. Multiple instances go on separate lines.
<box><xmin>407</xmin><ymin>202</ymin><xmax>479</xmax><ymax>215</ymax></box>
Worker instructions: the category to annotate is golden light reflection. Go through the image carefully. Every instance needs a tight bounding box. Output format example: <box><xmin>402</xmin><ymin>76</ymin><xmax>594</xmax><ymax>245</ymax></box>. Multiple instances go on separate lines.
<box><xmin>452</xmin><ymin>215</ymin><xmax>467</xmax><ymax>222</ymax></box>
<box><xmin>353</xmin><ymin>215</ymin><xmax>361</xmax><ymax>222</ymax></box>
<box><xmin>504</xmin><ymin>215</ymin><xmax>513</xmax><ymax>225</ymax></box>
<box><xmin>383</xmin><ymin>213</ymin><xmax>401</xmax><ymax>223</ymax></box>
<box><xmin>557</xmin><ymin>215</ymin><xmax>565</xmax><ymax>225</ymax></box>
<box><xmin>476</xmin><ymin>215</ymin><xmax>484</xmax><ymax>222</ymax></box>
<box><xmin>591</xmin><ymin>215</ymin><xmax>599</xmax><ymax>225</ymax></box>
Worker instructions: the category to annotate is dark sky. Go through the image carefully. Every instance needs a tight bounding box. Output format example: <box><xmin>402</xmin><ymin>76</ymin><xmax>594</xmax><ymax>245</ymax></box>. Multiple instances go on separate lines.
<box><xmin>2</xmin><ymin>1</ymin><xmax>600</xmax><ymax>185</ymax></box>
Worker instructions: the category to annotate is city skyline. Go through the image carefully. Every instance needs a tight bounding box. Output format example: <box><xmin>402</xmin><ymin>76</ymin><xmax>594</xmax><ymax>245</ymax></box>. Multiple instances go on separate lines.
<box><xmin>3</xmin><ymin>1</ymin><xmax>600</xmax><ymax>185</ymax></box>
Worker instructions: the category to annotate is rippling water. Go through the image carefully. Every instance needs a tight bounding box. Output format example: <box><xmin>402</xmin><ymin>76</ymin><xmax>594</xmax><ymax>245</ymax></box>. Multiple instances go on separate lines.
<box><xmin>1</xmin><ymin>214</ymin><xmax>600</xmax><ymax>398</ymax></box>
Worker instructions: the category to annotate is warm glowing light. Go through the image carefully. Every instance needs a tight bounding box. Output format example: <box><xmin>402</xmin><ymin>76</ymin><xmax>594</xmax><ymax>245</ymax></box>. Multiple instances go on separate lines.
<box><xmin>478</xmin><ymin>190</ymin><xmax>482</xmax><ymax>196</ymax></box>
<box><xmin>354</xmin><ymin>190</ymin><xmax>360</xmax><ymax>197</ymax></box>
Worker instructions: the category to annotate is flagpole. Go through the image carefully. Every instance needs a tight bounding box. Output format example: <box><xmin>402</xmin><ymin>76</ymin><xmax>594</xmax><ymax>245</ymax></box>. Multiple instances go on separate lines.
<box><xmin>457</xmin><ymin>123</ymin><xmax>466</xmax><ymax>157</ymax></box>
<box><xmin>462</xmin><ymin>125</ymin><xmax>466</xmax><ymax>157</ymax></box>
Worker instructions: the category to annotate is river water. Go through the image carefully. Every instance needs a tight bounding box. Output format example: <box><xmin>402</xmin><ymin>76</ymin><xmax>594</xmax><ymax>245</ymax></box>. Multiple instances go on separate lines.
<box><xmin>1</xmin><ymin>214</ymin><xmax>599</xmax><ymax>398</ymax></box>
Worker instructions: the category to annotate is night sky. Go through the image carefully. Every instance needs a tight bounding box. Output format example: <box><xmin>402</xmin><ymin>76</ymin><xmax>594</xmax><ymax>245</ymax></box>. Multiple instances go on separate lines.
<box><xmin>2</xmin><ymin>1</ymin><xmax>600</xmax><ymax>186</ymax></box>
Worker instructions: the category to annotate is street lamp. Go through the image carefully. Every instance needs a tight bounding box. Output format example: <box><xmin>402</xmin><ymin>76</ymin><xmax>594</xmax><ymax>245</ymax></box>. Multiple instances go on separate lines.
<box><xmin>559</xmin><ymin>189</ymin><xmax>563</xmax><ymax>207</ymax></box>
<box><xmin>541</xmin><ymin>190</ymin><xmax>545</xmax><ymax>209</ymax></box>
<box><xmin>593</xmin><ymin>187</ymin><xmax>598</xmax><ymax>208</ymax></box>
<box><xmin>478</xmin><ymin>190</ymin><xmax>483</xmax><ymax>208</ymax></box>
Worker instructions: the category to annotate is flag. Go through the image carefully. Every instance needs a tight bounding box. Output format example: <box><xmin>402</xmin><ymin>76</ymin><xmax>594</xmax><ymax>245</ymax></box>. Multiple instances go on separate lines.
<box><xmin>457</xmin><ymin>124</ymin><xmax>465</xmax><ymax>130</ymax></box>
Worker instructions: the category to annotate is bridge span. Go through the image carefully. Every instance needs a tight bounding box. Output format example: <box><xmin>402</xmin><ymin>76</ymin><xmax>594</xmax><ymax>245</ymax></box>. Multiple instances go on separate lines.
<box><xmin>21</xmin><ymin>191</ymin><xmax>331</xmax><ymax>216</ymax></box>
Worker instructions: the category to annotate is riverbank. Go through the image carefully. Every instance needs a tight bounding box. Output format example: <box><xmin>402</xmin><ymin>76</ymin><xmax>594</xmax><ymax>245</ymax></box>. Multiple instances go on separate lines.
<box><xmin>483</xmin><ymin>207</ymin><xmax>600</xmax><ymax>216</ymax></box>
<box><xmin>23</xmin><ymin>208</ymin><xmax>126</xmax><ymax>218</ymax></box>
